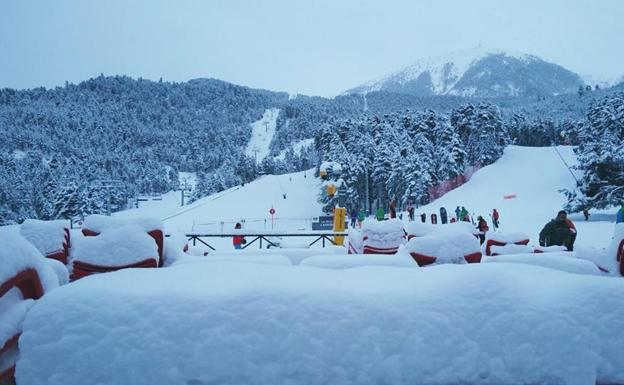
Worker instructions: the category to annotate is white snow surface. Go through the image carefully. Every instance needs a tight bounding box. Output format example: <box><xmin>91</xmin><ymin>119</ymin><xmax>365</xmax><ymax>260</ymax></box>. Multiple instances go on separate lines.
<box><xmin>19</xmin><ymin>219</ymin><xmax>68</xmax><ymax>255</ymax></box>
<box><xmin>0</xmin><ymin>228</ymin><xmax>59</xmax><ymax>294</ymax></box>
<box><xmin>16</xmin><ymin>262</ymin><xmax>624</xmax><ymax>385</ymax></box>
<box><xmin>83</xmin><ymin>214</ymin><xmax>163</xmax><ymax>233</ymax></box>
<box><xmin>419</xmin><ymin>146</ymin><xmax>615</xmax><ymax>250</ymax></box>
<box><xmin>44</xmin><ymin>259</ymin><xmax>69</xmax><ymax>286</ymax></box>
<box><xmin>489</xmin><ymin>244</ymin><xmax>534</xmax><ymax>255</ymax></box>
<box><xmin>403</xmin><ymin>232</ymin><xmax>480</xmax><ymax>263</ymax></box>
<box><xmin>301</xmin><ymin>253</ymin><xmax>415</xmax><ymax>269</ymax></box>
<box><xmin>71</xmin><ymin>225</ymin><xmax>158</xmax><ymax>266</ymax></box>
<box><xmin>245</xmin><ymin>108</ymin><xmax>279</xmax><ymax>163</ymax></box>
<box><xmin>483</xmin><ymin>253</ymin><xmax>604</xmax><ymax>276</ymax></box>
<box><xmin>362</xmin><ymin>218</ymin><xmax>405</xmax><ymax>248</ymax></box>
<box><xmin>486</xmin><ymin>231</ymin><xmax>530</xmax><ymax>244</ymax></box>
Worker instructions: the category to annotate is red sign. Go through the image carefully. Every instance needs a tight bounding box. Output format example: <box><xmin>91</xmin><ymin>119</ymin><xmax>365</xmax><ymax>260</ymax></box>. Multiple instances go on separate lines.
<box><xmin>269</xmin><ymin>208</ymin><xmax>276</xmax><ymax>215</ymax></box>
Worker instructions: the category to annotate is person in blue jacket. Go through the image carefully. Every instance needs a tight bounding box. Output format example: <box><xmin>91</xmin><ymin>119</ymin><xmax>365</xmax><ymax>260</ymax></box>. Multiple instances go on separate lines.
<box><xmin>617</xmin><ymin>202</ymin><xmax>624</xmax><ymax>224</ymax></box>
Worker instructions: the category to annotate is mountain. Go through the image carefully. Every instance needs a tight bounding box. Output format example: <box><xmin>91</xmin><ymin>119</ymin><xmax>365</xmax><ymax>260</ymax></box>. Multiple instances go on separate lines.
<box><xmin>346</xmin><ymin>47</ymin><xmax>584</xmax><ymax>98</ymax></box>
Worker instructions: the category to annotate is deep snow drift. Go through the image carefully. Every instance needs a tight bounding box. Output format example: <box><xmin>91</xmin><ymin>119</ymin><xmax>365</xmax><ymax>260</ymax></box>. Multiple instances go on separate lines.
<box><xmin>16</xmin><ymin>262</ymin><xmax>624</xmax><ymax>385</ymax></box>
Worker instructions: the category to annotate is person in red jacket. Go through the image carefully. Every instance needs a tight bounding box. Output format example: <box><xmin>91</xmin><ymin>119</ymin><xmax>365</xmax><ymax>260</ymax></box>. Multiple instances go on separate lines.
<box><xmin>476</xmin><ymin>216</ymin><xmax>489</xmax><ymax>245</ymax></box>
<box><xmin>491</xmin><ymin>209</ymin><xmax>500</xmax><ymax>230</ymax></box>
<box><xmin>233</xmin><ymin>222</ymin><xmax>246</xmax><ymax>249</ymax></box>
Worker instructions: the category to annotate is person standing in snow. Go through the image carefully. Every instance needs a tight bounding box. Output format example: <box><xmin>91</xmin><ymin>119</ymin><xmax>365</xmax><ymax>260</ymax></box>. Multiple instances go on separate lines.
<box><xmin>232</xmin><ymin>222</ymin><xmax>246</xmax><ymax>250</ymax></box>
<box><xmin>476</xmin><ymin>216</ymin><xmax>489</xmax><ymax>245</ymax></box>
<box><xmin>583</xmin><ymin>208</ymin><xmax>590</xmax><ymax>221</ymax></box>
<box><xmin>376</xmin><ymin>207</ymin><xmax>385</xmax><ymax>221</ymax></box>
<box><xmin>439</xmin><ymin>207</ymin><xmax>448</xmax><ymax>224</ymax></box>
<box><xmin>350</xmin><ymin>210</ymin><xmax>357</xmax><ymax>228</ymax></box>
<box><xmin>460</xmin><ymin>206</ymin><xmax>469</xmax><ymax>222</ymax></box>
<box><xmin>357</xmin><ymin>209</ymin><xmax>366</xmax><ymax>227</ymax></box>
<box><xmin>455</xmin><ymin>206</ymin><xmax>461</xmax><ymax>221</ymax></box>
<box><xmin>431</xmin><ymin>213</ymin><xmax>438</xmax><ymax>225</ymax></box>
<box><xmin>616</xmin><ymin>203</ymin><xmax>624</xmax><ymax>224</ymax></box>
<box><xmin>389</xmin><ymin>199</ymin><xmax>397</xmax><ymax>219</ymax></box>
<box><xmin>407</xmin><ymin>204</ymin><xmax>415</xmax><ymax>222</ymax></box>
<box><xmin>491</xmin><ymin>209</ymin><xmax>500</xmax><ymax>230</ymax></box>
<box><xmin>539</xmin><ymin>210</ymin><xmax>574</xmax><ymax>251</ymax></box>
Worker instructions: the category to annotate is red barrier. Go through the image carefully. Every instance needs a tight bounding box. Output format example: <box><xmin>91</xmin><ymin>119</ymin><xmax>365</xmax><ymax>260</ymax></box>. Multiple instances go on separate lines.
<box><xmin>0</xmin><ymin>268</ymin><xmax>45</xmax><ymax>382</ymax></box>
<box><xmin>428</xmin><ymin>164</ymin><xmax>481</xmax><ymax>200</ymax></box>
<box><xmin>464</xmin><ymin>252</ymin><xmax>482</xmax><ymax>263</ymax></box>
<box><xmin>82</xmin><ymin>228</ymin><xmax>164</xmax><ymax>267</ymax></box>
<box><xmin>410</xmin><ymin>252</ymin><xmax>437</xmax><ymax>267</ymax></box>
<box><xmin>485</xmin><ymin>239</ymin><xmax>529</xmax><ymax>256</ymax></box>
<box><xmin>362</xmin><ymin>246</ymin><xmax>399</xmax><ymax>255</ymax></box>
<box><xmin>71</xmin><ymin>258</ymin><xmax>158</xmax><ymax>281</ymax></box>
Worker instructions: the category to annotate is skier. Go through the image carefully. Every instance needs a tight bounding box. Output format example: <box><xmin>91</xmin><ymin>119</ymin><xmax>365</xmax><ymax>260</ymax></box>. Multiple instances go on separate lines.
<box><xmin>389</xmin><ymin>199</ymin><xmax>397</xmax><ymax>219</ymax></box>
<box><xmin>583</xmin><ymin>208</ymin><xmax>590</xmax><ymax>221</ymax></box>
<box><xmin>420</xmin><ymin>212</ymin><xmax>426</xmax><ymax>223</ymax></box>
<box><xmin>491</xmin><ymin>209</ymin><xmax>500</xmax><ymax>230</ymax></box>
<box><xmin>539</xmin><ymin>210</ymin><xmax>575</xmax><ymax>251</ymax></box>
<box><xmin>616</xmin><ymin>202</ymin><xmax>624</xmax><ymax>224</ymax></box>
<box><xmin>460</xmin><ymin>206</ymin><xmax>469</xmax><ymax>222</ymax></box>
<box><xmin>476</xmin><ymin>216</ymin><xmax>489</xmax><ymax>245</ymax></box>
<box><xmin>431</xmin><ymin>213</ymin><xmax>438</xmax><ymax>225</ymax></box>
<box><xmin>455</xmin><ymin>206</ymin><xmax>461</xmax><ymax>221</ymax></box>
<box><xmin>357</xmin><ymin>209</ymin><xmax>366</xmax><ymax>228</ymax></box>
<box><xmin>232</xmin><ymin>222</ymin><xmax>246</xmax><ymax>250</ymax></box>
<box><xmin>376</xmin><ymin>207</ymin><xmax>385</xmax><ymax>221</ymax></box>
<box><xmin>407</xmin><ymin>203</ymin><xmax>415</xmax><ymax>222</ymax></box>
<box><xmin>350</xmin><ymin>210</ymin><xmax>357</xmax><ymax>228</ymax></box>
<box><xmin>439</xmin><ymin>207</ymin><xmax>448</xmax><ymax>224</ymax></box>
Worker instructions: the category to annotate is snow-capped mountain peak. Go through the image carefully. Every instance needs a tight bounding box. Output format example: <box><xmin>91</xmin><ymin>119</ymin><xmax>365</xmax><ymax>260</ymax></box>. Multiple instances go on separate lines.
<box><xmin>346</xmin><ymin>47</ymin><xmax>582</xmax><ymax>98</ymax></box>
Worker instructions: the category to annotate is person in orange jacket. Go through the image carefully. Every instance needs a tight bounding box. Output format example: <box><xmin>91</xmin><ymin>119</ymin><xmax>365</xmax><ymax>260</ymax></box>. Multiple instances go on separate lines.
<box><xmin>233</xmin><ymin>222</ymin><xmax>246</xmax><ymax>249</ymax></box>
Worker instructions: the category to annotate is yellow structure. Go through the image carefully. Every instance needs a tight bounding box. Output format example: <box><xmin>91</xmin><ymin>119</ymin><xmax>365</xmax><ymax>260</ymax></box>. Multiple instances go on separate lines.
<box><xmin>333</xmin><ymin>207</ymin><xmax>346</xmax><ymax>245</ymax></box>
<box><xmin>319</xmin><ymin>169</ymin><xmax>328</xmax><ymax>178</ymax></box>
<box><xmin>326</xmin><ymin>184</ymin><xmax>337</xmax><ymax>196</ymax></box>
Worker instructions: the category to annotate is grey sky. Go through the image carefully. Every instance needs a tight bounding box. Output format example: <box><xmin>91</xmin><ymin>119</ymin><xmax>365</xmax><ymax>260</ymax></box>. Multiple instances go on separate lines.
<box><xmin>1</xmin><ymin>0</ymin><xmax>622</xmax><ymax>96</ymax></box>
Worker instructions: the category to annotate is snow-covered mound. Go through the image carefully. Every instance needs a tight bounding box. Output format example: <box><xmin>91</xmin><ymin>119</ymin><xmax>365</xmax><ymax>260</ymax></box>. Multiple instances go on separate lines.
<box><xmin>16</xmin><ymin>262</ymin><xmax>624</xmax><ymax>385</ymax></box>
<box><xmin>483</xmin><ymin>253</ymin><xmax>604</xmax><ymax>276</ymax></box>
<box><xmin>346</xmin><ymin>47</ymin><xmax>583</xmax><ymax>97</ymax></box>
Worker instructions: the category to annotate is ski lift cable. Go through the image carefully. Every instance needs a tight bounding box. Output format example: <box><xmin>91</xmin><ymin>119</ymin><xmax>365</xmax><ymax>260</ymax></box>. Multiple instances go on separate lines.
<box><xmin>551</xmin><ymin>144</ymin><xmax>581</xmax><ymax>186</ymax></box>
<box><xmin>161</xmin><ymin>185</ymin><xmax>241</xmax><ymax>222</ymax></box>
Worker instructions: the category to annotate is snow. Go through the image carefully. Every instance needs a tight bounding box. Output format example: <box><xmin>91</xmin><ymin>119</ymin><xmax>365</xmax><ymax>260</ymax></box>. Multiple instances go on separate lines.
<box><xmin>489</xmin><ymin>244</ymin><xmax>534</xmax><ymax>255</ymax></box>
<box><xmin>16</xmin><ymin>262</ymin><xmax>624</xmax><ymax>385</ymax></box>
<box><xmin>351</xmin><ymin>46</ymin><xmax>535</xmax><ymax>95</ymax></box>
<box><xmin>486</xmin><ymin>231</ymin><xmax>530</xmax><ymax>244</ymax></box>
<box><xmin>83</xmin><ymin>214</ymin><xmax>163</xmax><ymax>233</ymax></box>
<box><xmin>0</xmin><ymin>228</ymin><xmax>59</xmax><ymax>294</ymax></box>
<box><xmin>483</xmin><ymin>253</ymin><xmax>604</xmax><ymax>276</ymax></box>
<box><xmin>19</xmin><ymin>219</ymin><xmax>69</xmax><ymax>256</ymax></box>
<box><xmin>419</xmin><ymin>146</ymin><xmax>613</xmax><ymax>250</ymax></box>
<box><xmin>45</xmin><ymin>259</ymin><xmax>69</xmax><ymax>286</ymax></box>
<box><xmin>245</xmin><ymin>108</ymin><xmax>279</xmax><ymax>163</ymax></box>
<box><xmin>403</xmin><ymin>231</ymin><xmax>480</xmax><ymax>264</ymax></box>
<box><xmin>71</xmin><ymin>225</ymin><xmax>158</xmax><ymax>266</ymax></box>
<box><xmin>301</xmin><ymin>254</ymin><xmax>415</xmax><ymax>269</ymax></box>
<box><xmin>275</xmin><ymin>138</ymin><xmax>314</xmax><ymax>160</ymax></box>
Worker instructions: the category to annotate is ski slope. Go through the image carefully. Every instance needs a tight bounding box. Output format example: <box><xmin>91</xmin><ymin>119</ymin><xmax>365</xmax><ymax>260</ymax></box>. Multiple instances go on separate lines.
<box><xmin>245</xmin><ymin>108</ymin><xmax>280</xmax><ymax>162</ymax></box>
<box><xmin>419</xmin><ymin>145</ymin><xmax>615</xmax><ymax>248</ymax></box>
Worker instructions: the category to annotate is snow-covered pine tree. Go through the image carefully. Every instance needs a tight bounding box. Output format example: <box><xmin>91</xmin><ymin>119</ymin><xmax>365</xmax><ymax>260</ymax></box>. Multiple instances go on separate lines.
<box><xmin>566</xmin><ymin>93</ymin><xmax>624</xmax><ymax>210</ymax></box>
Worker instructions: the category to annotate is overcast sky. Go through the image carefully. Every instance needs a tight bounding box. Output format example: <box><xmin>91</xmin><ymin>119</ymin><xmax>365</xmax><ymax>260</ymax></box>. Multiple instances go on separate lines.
<box><xmin>1</xmin><ymin>0</ymin><xmax>622</xmax><ymax>96</ymax></box>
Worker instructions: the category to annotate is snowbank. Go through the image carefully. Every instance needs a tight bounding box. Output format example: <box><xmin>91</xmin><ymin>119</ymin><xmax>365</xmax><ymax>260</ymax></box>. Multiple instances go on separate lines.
<box><xmin>483</xmin><ymin>253</ymin><xmax>604</xmax><ymax>276</ymax></box>
<box><xmin>83</xmin><ymin>214</ymin><xmax>163</xmax><ymax>234</ymax></box>
<box><xmin>301</xmin><ymin>254</ymin><xmax>415</xmax><ymax>269</ymax></box>
<box><xmin>16</xmin><ymin>262</ymin><xmax>624</xmax><ymax>385</ymax></box>
<box><xmin>533</xmin><ymin>245</ymin><xmax>569</xmax><ymax>253</ymax></box>
<box><xmin>174</xmin><ymin>253</ymin><xmax>292</xmax><ymax>267</ymax></box>
<box><xmin>404</xmin><ymin>222</ymin><xmax>435</xmax><ymax>239</ymax></box>
<box><xmin>19</xmin><ymin>219</ymin><xmax>70</xmax><ymax>263</ymax></box>
<box><xmin>45</xmin><ymin>259</ymin><xmax>69</xmax><ymax>286</ymax></box>
<box><xmin>72</xmin><ymin>226</ymin><xmax>158</xmax><ymax>267</ymax></box>
<box><xmin>489</xmin><ymin>244</ymin><xmax>533</xmax><ymax>256</ymax></box>
<box><xmin>0</xmin><ymin>230</ymin><xmax>59</xmax><ymax>294</ymax></box>
<box><xmin>405</xmin><ymin>232</ymin><xmax>481</xmax><ymax>266</ymax></box>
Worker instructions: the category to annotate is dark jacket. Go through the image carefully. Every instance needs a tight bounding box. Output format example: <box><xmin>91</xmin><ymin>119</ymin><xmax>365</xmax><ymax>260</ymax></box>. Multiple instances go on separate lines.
<box><xmin>539</xmin><ymin>219</ymin><xmax>571</xmax><ymax>247</ymax></box>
